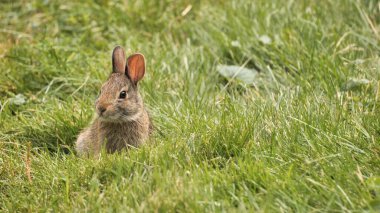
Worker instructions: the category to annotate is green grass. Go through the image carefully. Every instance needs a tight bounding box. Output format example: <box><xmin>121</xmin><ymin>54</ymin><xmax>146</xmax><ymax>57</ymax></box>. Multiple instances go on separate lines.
<box><xmin>1</xmin><ymin>0</ymin><xmax>380</xmax><ymax>212</ymax></box>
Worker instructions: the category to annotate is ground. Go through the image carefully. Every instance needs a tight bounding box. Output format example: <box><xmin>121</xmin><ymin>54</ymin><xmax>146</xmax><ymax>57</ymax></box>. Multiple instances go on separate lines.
<box><xmin>1</xmin><ymin>0</ymin><xmax>380</xmax><ymax>212</ymax></box>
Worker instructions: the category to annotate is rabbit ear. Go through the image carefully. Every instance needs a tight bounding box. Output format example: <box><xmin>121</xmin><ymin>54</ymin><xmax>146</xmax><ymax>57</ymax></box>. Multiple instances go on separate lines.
<box><xmin>126</xmin><ymin>53</ymin><xmax>145</xmax><ymax>84</ymax></box>
<box><xmin>112</xmin><ymin>46</ymin><xmax>126</xmax><ymax>74</ymax></box>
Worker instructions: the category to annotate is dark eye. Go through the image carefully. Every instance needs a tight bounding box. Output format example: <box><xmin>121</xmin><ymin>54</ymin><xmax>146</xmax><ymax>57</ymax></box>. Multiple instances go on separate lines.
<box><xmin>119</xmin><ymin>91</ymin><xmax>127</xmax><ymax>99</ymax></box>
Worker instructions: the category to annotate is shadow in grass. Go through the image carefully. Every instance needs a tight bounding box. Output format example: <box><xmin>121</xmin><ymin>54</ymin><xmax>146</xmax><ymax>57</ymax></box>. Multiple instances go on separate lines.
<box><xmin>4</xmin><ymin>98</ymin><xmax>93</xmax><ymax>154</ymax></box>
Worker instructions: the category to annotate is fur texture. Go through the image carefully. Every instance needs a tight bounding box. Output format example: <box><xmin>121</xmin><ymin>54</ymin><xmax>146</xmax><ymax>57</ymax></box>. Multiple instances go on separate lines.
<box><xmin>75</xmin><ymin>47</ymin><xmax>151</xmax><ymax>156</ymax></box>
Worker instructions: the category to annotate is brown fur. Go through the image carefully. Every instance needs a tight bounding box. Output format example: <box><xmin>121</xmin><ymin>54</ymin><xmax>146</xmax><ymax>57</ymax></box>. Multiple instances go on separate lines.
<box><xmin>75</xmin><ymin>47</ymin><xmax>151</xmax><ymax>156</ymax></box>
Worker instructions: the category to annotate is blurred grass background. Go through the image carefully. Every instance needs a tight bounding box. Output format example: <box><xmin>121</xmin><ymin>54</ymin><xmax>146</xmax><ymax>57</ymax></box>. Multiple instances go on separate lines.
<box><xmin>1</xmin><ymin>0</ymin><xmax>380</xmax><ymax>212</ymax></box>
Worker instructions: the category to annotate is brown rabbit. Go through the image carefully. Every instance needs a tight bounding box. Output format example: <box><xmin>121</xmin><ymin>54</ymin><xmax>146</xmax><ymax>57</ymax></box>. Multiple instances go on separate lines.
<box><xmin>75</xmin><ymin>46</ymin><xmax>152</xmax><ymax>156</ymax></box>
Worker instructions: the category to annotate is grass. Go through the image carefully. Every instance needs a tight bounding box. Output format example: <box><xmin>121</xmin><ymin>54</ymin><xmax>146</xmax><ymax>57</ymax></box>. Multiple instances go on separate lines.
<box><xmin>1</xmin><ymin>0</ymin><xmax>380</xmax><ymax>212</ymax></box>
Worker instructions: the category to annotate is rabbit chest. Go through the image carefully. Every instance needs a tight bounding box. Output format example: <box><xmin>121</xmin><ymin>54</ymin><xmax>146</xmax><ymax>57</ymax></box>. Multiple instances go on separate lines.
<box><xmin>96</xmin><ymin>116</ymin><xmax>150</xmax><ymax>153</ymax></box>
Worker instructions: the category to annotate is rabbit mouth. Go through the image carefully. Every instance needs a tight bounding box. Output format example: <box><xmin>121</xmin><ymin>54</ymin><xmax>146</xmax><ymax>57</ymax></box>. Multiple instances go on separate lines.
<box><xmin>98</xmin><ymin>114</ymin><xmax>120</xmax><ymax>122</ymax></box>
<box><xmin>98</xmin><ymin>110</ymin><xmax>142</xmax><ymax>122</ymax></box>
<box><xmin>121</xmin><ymin>110</ymin><xmax>142</xmax><ymax>121</ymax></box>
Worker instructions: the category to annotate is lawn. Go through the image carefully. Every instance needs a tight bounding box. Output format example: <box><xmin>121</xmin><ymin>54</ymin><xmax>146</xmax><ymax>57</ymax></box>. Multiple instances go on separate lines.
<box><xmin>1</xmin><ymin>0</ymin><xmax>380</xmax><ymax>212</ymax></box>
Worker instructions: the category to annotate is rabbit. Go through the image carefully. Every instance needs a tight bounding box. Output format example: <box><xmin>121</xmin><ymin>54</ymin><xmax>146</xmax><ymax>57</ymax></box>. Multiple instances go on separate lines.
<box><xmin>75</xmin><ymin>46</ymin><xmax>152</xmax><ymax>156</ymax></box>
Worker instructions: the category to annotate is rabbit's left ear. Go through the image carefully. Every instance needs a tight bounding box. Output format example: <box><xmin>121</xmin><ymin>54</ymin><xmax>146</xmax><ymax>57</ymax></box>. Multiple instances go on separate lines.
<box><xmin>112</xmin><ymin>46</ymin><xmax>126</xmax><ymax>74</ymax></box>
<box><xmin>126</xmin><ymin>53</ymin><xmax>145</xmax><ymax>84</ymax></box>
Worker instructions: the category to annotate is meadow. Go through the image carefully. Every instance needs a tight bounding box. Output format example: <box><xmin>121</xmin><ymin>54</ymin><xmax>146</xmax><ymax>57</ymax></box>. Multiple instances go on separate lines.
<box><xmin>1</xmin><ymin>0</ymin><xmax>380</xmax><ymax>212</ymax></box>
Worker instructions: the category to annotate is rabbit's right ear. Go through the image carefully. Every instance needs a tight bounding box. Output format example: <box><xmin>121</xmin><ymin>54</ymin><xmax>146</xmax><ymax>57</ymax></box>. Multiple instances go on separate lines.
<box><xmin>112</xmin><ymin>46</ymin><xmax>126</xmax><ymax>74</ymax></box>
<box><xmin>126</xmin><ymin>53</ymin><xmax>145</xmax><ymax>85</ymax></box>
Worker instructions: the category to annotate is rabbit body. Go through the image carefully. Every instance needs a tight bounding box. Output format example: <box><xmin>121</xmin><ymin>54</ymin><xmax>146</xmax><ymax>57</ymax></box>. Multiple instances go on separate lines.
<box><xmin>75</xmin><ymin>46</ymin><xmax>151</xmax><ymax>156</ymax></box>
<box><xmin>76</xmin><ymin>108</ymin><xmax>150</xmax><ymax>155</ymax></box>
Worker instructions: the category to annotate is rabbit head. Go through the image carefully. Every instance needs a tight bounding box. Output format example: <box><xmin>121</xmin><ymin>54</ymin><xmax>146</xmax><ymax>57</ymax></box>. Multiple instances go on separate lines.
<box><xmin>95</xmin><ymin>46</ymin><xmax>146</xmax><ymax>122</ymax></box>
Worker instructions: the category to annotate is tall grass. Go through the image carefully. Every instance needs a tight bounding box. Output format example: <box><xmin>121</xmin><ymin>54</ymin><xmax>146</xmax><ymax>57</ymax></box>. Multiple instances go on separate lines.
<box><xmin>1</xmin><ymin>0</ymin><xmax>380</xmax><ymax>212</ymax></box>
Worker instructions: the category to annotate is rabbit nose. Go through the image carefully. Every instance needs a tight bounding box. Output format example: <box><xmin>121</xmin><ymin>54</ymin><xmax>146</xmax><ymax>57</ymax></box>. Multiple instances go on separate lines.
<box><xmin>98</xmin><ymin>106</ymin><xmax>107</xmax><ymax>115</ymax></box>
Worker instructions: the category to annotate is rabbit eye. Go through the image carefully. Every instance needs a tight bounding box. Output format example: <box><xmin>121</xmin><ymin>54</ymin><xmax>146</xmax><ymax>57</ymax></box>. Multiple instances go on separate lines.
<box><xmin>119</xmin><ymin>91</ymin><xmax>127</xmax><ymax>99</ymax></box>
